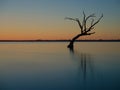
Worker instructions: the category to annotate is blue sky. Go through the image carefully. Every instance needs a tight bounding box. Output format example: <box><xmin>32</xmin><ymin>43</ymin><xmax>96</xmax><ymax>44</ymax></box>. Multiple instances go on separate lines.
<box><xmin>0</xmin><ymin>0</ymin><xmax>120</xmax><ymax>40</ymax></box>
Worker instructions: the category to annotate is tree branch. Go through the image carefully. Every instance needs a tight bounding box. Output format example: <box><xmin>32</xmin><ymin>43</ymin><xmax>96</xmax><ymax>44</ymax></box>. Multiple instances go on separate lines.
<box><xmin>86</xmin><ymin>13</ymin><xmax>95</xmax><ymax>21</ymax></box>
<box><xmin>87</xmin><ymin>14</ymin><xmax>103</xmax><ymax>32</ymax></box>
<box><xmin>86</xmin><ymin>32</ymin><xmax>95</xmax><ymax>35</ymax></box>
<box><xmin>91</xmin><ymin>18</ymin><xmax>94</xmax><ymax>26</ymax></box>
<box><xmin>82</xmin><ymin>12</ymin><xmax>95</xmax><ymax>33</ymax></box>
<box><xmin>65</xmin><ymin>17</ymin><xmax>83</xmax><ymax>33</ymax></box>
<box><xmin>65</xmin><ymin>17</ymin><xmax>77</xmax><ymax>21</ymax></box>
<box><xmin>82</xmin><ymin>11</ymin><xmax>86</xmax><ymax>32</ymax></box>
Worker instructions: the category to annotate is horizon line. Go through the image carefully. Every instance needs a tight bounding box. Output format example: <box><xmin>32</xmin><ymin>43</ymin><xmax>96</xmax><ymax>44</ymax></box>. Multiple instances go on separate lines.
<box><xmin>0</xmin><ymin>39</ymin><xmax>120</xmax><ymax>42</ymax></box>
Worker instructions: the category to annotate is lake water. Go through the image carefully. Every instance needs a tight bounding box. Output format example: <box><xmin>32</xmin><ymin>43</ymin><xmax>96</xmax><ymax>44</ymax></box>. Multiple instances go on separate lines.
<box><xmin>0</xmin><ymin>42</ymin><xmax>120</xmax><ymax>90</ymax></box>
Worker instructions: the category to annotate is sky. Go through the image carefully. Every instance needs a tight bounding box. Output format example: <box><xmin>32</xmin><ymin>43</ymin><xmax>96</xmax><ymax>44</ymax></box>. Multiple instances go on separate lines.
<box><xmin>0</xmin><ymin>0</ymin><xmax>120</xmax><ymax>40</ymax></box>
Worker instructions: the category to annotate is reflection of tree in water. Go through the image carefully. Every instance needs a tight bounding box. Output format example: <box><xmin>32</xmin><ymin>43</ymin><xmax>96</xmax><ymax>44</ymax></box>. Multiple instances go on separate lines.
<box><xmin>80</xmin><ymin>53</ymin><xmax>94</xmax><ymax>81</ymax></box>
<box><xmin>69</xmin><ymin>49</ymin><xmax>94</xmax><ymax>81</ymax></box>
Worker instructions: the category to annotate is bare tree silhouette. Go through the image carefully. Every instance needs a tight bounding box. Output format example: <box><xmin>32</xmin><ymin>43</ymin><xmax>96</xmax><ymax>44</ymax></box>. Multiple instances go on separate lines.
<box><xmin>65</xmin><ymin>12</ymin><xmax>103</xmax><ymax>50</ymax></box>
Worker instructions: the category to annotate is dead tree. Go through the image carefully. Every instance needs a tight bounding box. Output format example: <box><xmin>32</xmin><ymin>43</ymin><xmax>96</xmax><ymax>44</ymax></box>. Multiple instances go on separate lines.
<box><xmin>65</xmin><ymin>12</ymin><xmax>103</xmax><ymax>50</ymax></box>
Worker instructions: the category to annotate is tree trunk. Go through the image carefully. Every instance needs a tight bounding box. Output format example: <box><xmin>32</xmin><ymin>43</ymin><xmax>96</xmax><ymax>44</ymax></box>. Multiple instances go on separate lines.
<box><xmin>67</xmin><ymin>34</ymin><xmax>83</xmax><ymax>50</ymax></box>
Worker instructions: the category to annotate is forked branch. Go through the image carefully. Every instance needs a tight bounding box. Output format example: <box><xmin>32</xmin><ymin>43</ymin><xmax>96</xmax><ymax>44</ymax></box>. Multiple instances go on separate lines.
<box><xmin>87</xmin><ymin>14</ymin><xmax>103</xmax><ymax>32</ymax></box>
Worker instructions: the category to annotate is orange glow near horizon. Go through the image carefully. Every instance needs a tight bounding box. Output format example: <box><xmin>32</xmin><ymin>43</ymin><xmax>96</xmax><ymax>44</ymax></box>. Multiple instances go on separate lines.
<box><xmin>0</xmin><ymin>16</ymin><xmax>120</xmax><ymax>40</ymax></box>
<box><xmin>0</xmin><ymin>0</ymin><xmax>120</xmax><ymax>40</ymax></box>
<box><xmin>0</xmin><ymin>31</ymin><xmax>120</xmax><ymax>40</ymax></box>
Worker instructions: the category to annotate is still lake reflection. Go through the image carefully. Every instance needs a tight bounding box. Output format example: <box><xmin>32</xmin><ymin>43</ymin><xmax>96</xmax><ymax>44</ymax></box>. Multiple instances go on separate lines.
<box><xmin>0</xmin><ymin>42</ymin><xmax>120</xmax><ymax>90</ymax></box>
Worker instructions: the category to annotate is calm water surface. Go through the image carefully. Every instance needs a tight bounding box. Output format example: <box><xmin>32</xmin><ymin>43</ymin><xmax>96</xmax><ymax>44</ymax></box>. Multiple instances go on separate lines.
<box><xmin>0</xmin><ymin>42</ymin><xmax>120</xmax><ymax>90</ymax></box>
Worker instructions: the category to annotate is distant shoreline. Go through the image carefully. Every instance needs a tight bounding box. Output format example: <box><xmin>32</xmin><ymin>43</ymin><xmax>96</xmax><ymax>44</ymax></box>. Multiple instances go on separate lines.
<box><xmin>0</xmin><ymin>40</ymin><xmax>120</xmax><ymax>42</ymax></box>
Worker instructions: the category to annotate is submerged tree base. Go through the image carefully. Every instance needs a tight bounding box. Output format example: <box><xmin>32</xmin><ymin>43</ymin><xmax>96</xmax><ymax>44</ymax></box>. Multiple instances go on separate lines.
<box><xmin>67</xmin><ymin>43</ymin><xmax>74</xmax><ymax>51</ymax></box>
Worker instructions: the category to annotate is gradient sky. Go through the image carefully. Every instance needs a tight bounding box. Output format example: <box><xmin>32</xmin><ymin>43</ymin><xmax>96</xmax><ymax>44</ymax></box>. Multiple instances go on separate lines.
<box><xmin>0</xmin><ymin>0</ymin><xmax>120</xmax><ymax>40</ymax></box>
